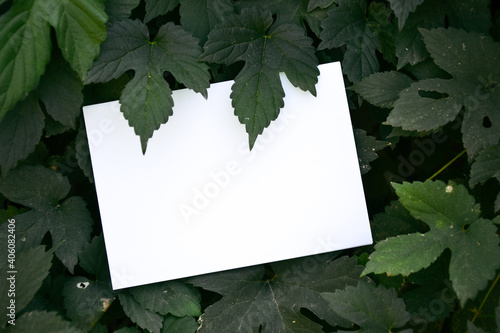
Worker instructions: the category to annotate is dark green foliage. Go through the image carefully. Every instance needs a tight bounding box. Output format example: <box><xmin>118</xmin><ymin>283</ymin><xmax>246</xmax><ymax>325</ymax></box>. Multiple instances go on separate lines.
<box><xmin>0</xmin><ymin>0</ymin><xmax>499</xmax><ymax>331</ymax></box>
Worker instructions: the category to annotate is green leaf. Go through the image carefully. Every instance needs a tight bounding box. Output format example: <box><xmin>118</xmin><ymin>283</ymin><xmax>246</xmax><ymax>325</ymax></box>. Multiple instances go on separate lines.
<box><xmin>394</xmin><ymin>0</ymin><xmax>491</xmax><ymax>69</ymax></box>
<box><xmin>322</xmin><ymin>280</ymin><xmax>411</xmax><ymax>332</ymax></box>
<box><xmin>461</xmin><ymin>92</ymin><xmax>500</xmax><ymax>157</ymax></box>
<box><xmin>189</xmin><ymin>256</ymin><xmax>366</xmax><ymax>332</ymax></box>
<box><xmin>236</xmin><ymin>0</ymin><xmax>334</xmax><ymax>36</ymax></box>
<box><xmin>144</xmin><ymin>0</ymin><xmax>180</xmax><ymax>23</ymax></box>
<box><xmin>64</xmin><ymin>236</ymin><xmax>116</xmax><ymax>331</ymax></box>
<box><xmin>354</xmin><ymin>129</ymin><xmax>389</xmax><ymax>175</ymax></box>
<box><xmin>162</xmin><ymin>315</ymin><xmax>199</xmax><ymax>333</ymax></box>
<box><xmin>496</xmin><ymin>300</ymin><xmax>500</xmax><ymax>332</ymax></box>
<box><xmin>388</xmin><ymin>0</ymin><xmax>424</xmax><ymax>30</ymax></box>
<box><xmin>402</xmin><ymin>252</ymin><xmax>457</xmax><ymax>323</ymax></box>
<box><xmin>349</xmin><ymin>71</ymin><xmax>414</xmax><ymax>108</ymax></box>
<box><xmin>470</xmin><ymin>143</ymin><xmax>500</xmax><ymax>187</ymax></box>
<box><xmin>76</xmin><ymin>120</ymin><xmax>94</xmax><ymax>183</ymax></box>
<box><xmin>0</xmin><ymin>0</ymin><xmax>52</xmax><ymax>122</ymax></box>
<box><xmin>37</xmin><ymin>54</ymin><xmax>83</xmax><ymax>129</ymax></box>
<box><xmin>0</xmin><ymin>165</ymin><xmax>93</xmax><ymax>272</ymax></box>
<box><xmin>63</xmin><ymin>277</ymin><xmax>115</xmax><ymax>331</ymax></box>
<box><xmin>129</xmin><ymin>281</ymin><xmax>201</xmax><ymax>317</ymax></box>
<box><xmin>78</xmin><ymin>234</ymin><xmax>110</xmax><ymax>280</ymax></box>
<box><xmin>307</xmin><ymin>0</ymin><xmax>336</xmax><ymax>11</ymax></box>
<box><xmin>363</xmin><ymin>180</ymin><xmax>500</xmax><ymax>306</ymax></box>
<box><xmin>468</xmin><ymin>321</ymin><xmax>487</xmax><ymax>333</ymax></box>
<box><xmin>319</xmin><ymin>0</ymin><xmax>387</xmax><ymax>82</ymax></box>
<box><xmin>388</xmin><ymin>28</ymin><xmax>500</xmax><ymax>156</ymax></box>
<box><xmin>201</xmin><ymin>6</ymin><xmax>318</xmax><ymax>149</ymax></box>
<box><xmin>119</xmin><ymin>292</ymin><xmax>164</xmax><ymax>333</ymax></box>
<box><xmin>386</xmin><ymin>78</ymin><xmax>464</xmax><ymax>131</ymax></box>
<box><xmin>105</xmin><ymin>0</ymin><xmax>140</xmax><ymax>22</ymax></box>
<box><xmin>86</xmin><ymin>19</ymin><xmax>210</xmax><ymax>153</ymax></box>
<box><xmin>179</xmin><ymin>0</ymin><xmax>234</xmax><ymax>44</ymax></box>
<box><xmin>447</xmin><ymin>0</ymin><xmax>491</xmax><ymax>34</ymax></box>
<box><xmin>403</xmin><ymin>58</ymin><xmax>452</xmax><ymax>81</ymax></box>
<box><xmin>4</xmin><ymin>310</ymin><xmax>81</xmax><ymax>333</ymax></box>
<box><xmin>54</xmin><ymin>0</ymin><xmax>107</xmax><ymax>80</ymax></box>
<box><xmin>0</xmin><ymin>165</ymin><xmax>70</xmax><ymax>211</ymax></box>
<box><xmin>0</xmin><ymin>246</ymin><xmax>53</xmax><ymax>325</ymax></box>
<box><xmin>370</xmin><ymin>200</ymin><xmax>428</xmax><ymax>242</ymax></box>
<box><xmin>114</xmin><ymin>328</ymin><xmax>141</xmax><ymax>333</ymax></box>
<box><xmin>0</xmin><ymin>94</ymin><xmax>44</xmax><ymax>176</ymax></box>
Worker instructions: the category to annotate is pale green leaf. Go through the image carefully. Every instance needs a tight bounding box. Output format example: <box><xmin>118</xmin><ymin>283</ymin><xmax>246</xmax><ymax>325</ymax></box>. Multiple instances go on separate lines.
<box><xmin>4</xmin><ymin>310</ymin><xmax>81</xmax><ymax>333</ymax></box>
<box><xmin>119</xmin><ymin>292</ymin><xmax>163</xmax><ymax>333</ymax></box>
<box><xmin>354</xmin><ymin>129</ymin><xmax>389</xmax><ymax>175</ymax></box>
<box><xmin>0</xmin><ymin>0</ymin><xmax>52</xmax><ymax>122</ymax></box>
<box><xmin>144</xmin><ymin>0</ymin><xmax>180</xmax><ymax>22</ymax></box>
<box><xmin>388</xmin><ymin>0</ymin><xmax>424</xmax><ymax>30</ymax></box>
<box><xmin>364</xmin><ymin>231</ymin><xmax>446</xmax><ymax>276</ymax></box>
<box><xmin>201</xmin><ymin>6</ymin><xmax>318</xmax><ymax>148</ymax></box>
<box><xmin>179</xmin><ymin>0</ymin><xmax>234</xmax><ymax>44</ymax></box>
<box><xmin>86</xmin><ymin>19</ymin><xmax>210</xmax><ymax>153</ymax></box>
<box><xmin>189</xmin><ymin>256</ymin><xmax>366</xmax><ymax>332</ymax></box>
<box><xmin>364</xmin><ymin>180</ymin><xmax>500</xmax><ymax>306</ymax></box>
<box><xmin>349</xmin><ymin>71</ymin><xmax>413</xmax><ymax>108</ymax></box>
<box><xmin>55</xmin><ymin>0</ymin><xmax>107</xmax><ymax>80</ymax></box>
<box><xmin>129</xmin><ymin>281</ymin><xmax>201</xmax><ymax>317</ymax></box>
<box><xmin>0</xmin><ymin>94</ymin><xmax>44</xmax><ymax>176</ymax></box>
<box><xmin>322</xmin><ymin>280</ymin><xmax>411</xmax><ymax>332</ymax></box>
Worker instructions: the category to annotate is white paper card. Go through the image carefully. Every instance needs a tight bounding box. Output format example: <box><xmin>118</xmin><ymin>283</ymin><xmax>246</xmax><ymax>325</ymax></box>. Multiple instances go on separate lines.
<box><xmin>83</xmin><ymin>62</ymin><xmax>372</xmax><ymax>290</ymax></box>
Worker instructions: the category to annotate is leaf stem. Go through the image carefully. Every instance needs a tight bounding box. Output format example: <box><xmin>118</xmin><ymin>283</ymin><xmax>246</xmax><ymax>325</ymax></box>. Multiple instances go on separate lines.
<box><xmin>471</xmin><ymin>271</ymin><xmax>500</xmax><ymax>324</ymax></box>
<box><xmin>427</xmin><ymin>149</ymin><xmax>467</xmax><ymax>180</ymax></box>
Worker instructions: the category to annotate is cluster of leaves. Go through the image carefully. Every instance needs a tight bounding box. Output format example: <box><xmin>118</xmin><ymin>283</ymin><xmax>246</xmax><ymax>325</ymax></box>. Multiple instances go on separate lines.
<box><xmin>0</xmin><ymin>0</ymin><xmax>499</xmax><ymax>332</ymax></box>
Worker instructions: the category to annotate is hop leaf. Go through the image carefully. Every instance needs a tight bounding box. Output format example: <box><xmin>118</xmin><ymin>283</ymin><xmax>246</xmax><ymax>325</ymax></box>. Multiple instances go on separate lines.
<box><xmin>189</xmin><ymin>256</ymin><xmax>366</xmax><ymax>332</ymax></box>
<box><xmin>363</xmin><ymin>180</ymin><xmax>500</xmax><ymax>306</ymax></box>
<box><xmin>387</xmin><ymin>28</ymin><xmax>500</xmax><ymax>156</ymax></box>
<box><xmin>86</xmin><ymin>19</ymin><xmax>210</xmax><ymax>153</ymax></box>
<box><xmin>322</xmin><ymin>280</ymin><xmax>411</xmax><ymax>332</ymax></box>
<box><xmin>201</xmin><ymin>7</ymin><xmax>319</xmax><ymax>149</ymax></box>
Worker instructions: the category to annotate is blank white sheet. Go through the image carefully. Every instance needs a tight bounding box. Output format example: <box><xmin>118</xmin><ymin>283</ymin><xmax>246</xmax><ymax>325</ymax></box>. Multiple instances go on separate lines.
<box><xmin>83</xmin><ymin>62</ymin><xmax>372</xmax><ymax>290</ymax></box>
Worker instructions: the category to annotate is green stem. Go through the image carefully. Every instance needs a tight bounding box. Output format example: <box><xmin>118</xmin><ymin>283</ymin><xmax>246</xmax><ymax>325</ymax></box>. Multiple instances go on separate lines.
<box><xmin>471</xmin><ymin>272</ymin><xmax>500</xmax><ymax>324</ymax></box>
<box><xmin>428</xmin><ymin>149</ymin><xmax>467</xmax><ymax>180</ymax></box>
